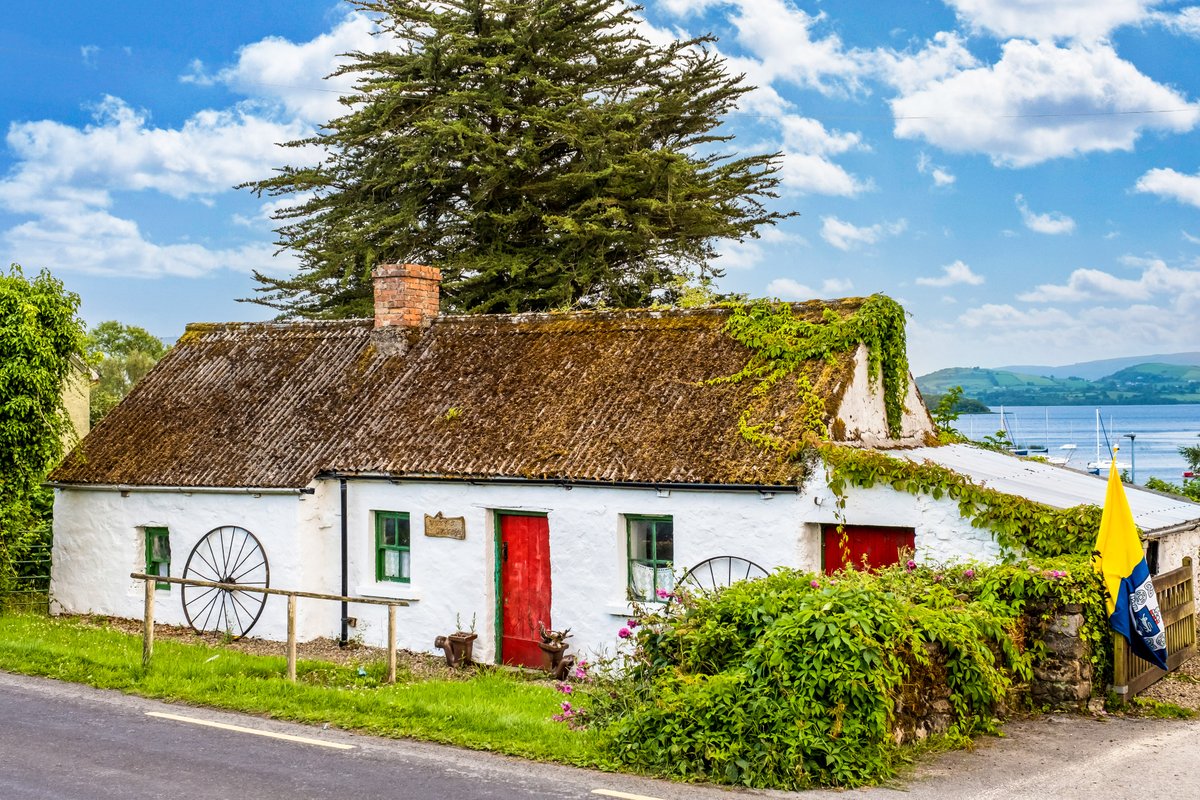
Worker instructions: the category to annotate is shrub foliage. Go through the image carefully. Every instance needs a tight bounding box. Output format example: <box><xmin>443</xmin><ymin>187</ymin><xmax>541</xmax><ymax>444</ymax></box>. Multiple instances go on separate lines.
<box><xmin>589</xmin><ymin>559</ymin><xmax>1105</xmax><ymax>789</ymax></box>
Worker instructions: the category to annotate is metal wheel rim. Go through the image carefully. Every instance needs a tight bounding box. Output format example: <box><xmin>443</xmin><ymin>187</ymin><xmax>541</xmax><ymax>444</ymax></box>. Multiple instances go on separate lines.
<box><xmin>676</xmin><ymin>555</ymin><xmax>768</xmax><ymax>598</ymax></box>
<box><xmin>181</xmin><ymin>526</ymin><xmax>270</xmax><ymax>639</ymax></box>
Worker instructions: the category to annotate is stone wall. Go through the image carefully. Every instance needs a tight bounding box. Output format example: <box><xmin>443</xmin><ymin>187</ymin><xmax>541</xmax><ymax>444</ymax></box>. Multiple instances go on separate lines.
<box><xmin>1028</xmin><ymin>602</ymin><xmax>1094</xmax><ymax>710</ymax></box>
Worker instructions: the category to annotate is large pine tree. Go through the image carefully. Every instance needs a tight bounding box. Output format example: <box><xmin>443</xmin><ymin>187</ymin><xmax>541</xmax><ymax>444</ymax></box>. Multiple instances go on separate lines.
<box><xmin>245</xmin><ymin>0</ymin><xmax>791</xmax><ymax>316</ymax></box>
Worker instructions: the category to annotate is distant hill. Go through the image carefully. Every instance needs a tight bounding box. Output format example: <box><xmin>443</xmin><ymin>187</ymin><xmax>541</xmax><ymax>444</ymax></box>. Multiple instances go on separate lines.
<box><xmin>917</xmin><ymin>362</ymin><xmax>1200</xmax><ymax>406</ymax></box>
<box><xmin>997</xmin><ymin>352</ymin><xmax>1200</xmax><ymax>381</ymax></box>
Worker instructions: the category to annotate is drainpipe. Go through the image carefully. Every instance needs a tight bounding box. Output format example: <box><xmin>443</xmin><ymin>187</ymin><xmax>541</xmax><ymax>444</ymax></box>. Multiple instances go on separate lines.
<box><xmin>340</xmin><ymin>477</ymin><xmax>348</xmax><ymax>647</ymax></box>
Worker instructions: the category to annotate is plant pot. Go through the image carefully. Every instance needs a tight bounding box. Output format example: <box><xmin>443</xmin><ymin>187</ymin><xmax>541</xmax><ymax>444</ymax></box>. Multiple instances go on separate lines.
<box><xmin>538</xmin><ymin>640</ymin><xmax>568</xmax><ymax>674</ymax></box>
<box><xmin>448</xmin><ymin>631</ymin><xmax>477</xmax><ymax>666</ymax></box>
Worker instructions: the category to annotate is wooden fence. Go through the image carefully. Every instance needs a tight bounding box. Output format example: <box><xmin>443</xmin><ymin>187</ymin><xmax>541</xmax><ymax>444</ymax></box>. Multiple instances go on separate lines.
<box><xmin>130</xmin><ymin>572</ymin><xmax>411</xmax><ymax>684</ymax></box>
<box><xmin>1113</xmin><ymin>556</ymin><xmax>1196</xmax><ymax>700</ymax></box>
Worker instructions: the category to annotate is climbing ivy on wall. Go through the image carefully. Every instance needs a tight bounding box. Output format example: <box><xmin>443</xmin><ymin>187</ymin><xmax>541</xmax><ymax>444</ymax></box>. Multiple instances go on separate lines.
<box><xmin>820</xmin><ymin>444</ymin><xmax>1101</xmax><ymax>557</ymax></box>
<box><xmin>714</xmin><ymin>294</ymin><xmax>910</xmax><ymax>442</ymax></box>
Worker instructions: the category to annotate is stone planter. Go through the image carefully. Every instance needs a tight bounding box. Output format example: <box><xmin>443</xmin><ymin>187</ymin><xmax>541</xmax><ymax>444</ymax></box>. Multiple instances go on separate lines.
<box><xmin>434</xmin><ymin>631</ymin><xmax>477</xmax><ymax>668</ymax></box>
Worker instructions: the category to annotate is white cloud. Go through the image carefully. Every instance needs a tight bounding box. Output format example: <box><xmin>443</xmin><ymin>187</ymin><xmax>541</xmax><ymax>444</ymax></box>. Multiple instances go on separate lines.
<box><xmin>766</xmin><ymin>276</ymin><xmax>854</xmax><ymax>300</ymax></box>
<box><xmin>1184</xmin><ymin>231</ymin><xmax>1200</xmax><ymax>245</ymax></box>
<box><xmin>945</xmin><ymin>0</ymin><xmax>1161</xmax><ymax>42</ymax></box>
<box><xmin>1015</xmin><ymin>194</ymin><xmax>1076</xmax><ymax>234</ymax></box>
<box><xmin>917</xmin><ymin>260</ymin><xmax>985</xmax><ymax>287</ymax></box>
<box><xmin>1149</xmin><ymin>7</ymin><xmax>1200</xmax><ymax>37</ymax></box>
<box><xmin>889</xmin><ymin>41</ymin><xmax>1199</xmax><ymax>167</ymax></box>
<box><xmin>81</xmin><ymin>45</ymin><xmax>100</xmax><ymax>69</ymax></box>
<box><xmin>1017</xmin><ymin>258</ymin><xmax>1200</xmax><ymax>302</ymax></box>
<box><xmin>181</xmin><ymin>12</ymin><xmax>382</xmax><ymax>125</ymax></box>
<box><xmin>1134</xmin><ymin>167</ymin><xmax>1200</xmax><ymax>207</ymax></box>
<box><xmin>713</xmin><ymin>226</ymin><xmax>801</xmax><ymax>270</ymax></box>
<box><xmin>776</xmin><ymin>116</ymin><xmax>871</xmax><ymax>196</ymax></box>
<box><xmin>874</xmin><ymin>31</ymin><xmax>978</xmax><ymax>95</ymax></box>
<box><xmin>917</xmin><ymin>152</ymin><xmax>956</xmax><ymax>186</ymax></box>
<box><xmin>820</xmin><ymin>216</ymin><xmax>907</xmax><ymax>251</ymax></box>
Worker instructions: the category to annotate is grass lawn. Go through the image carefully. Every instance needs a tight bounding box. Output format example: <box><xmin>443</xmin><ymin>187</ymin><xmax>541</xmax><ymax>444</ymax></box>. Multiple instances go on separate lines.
<box><xmin>0</xmin><ymin>613</ymin><xmax>601</xmax><ymax>766</ymax></box>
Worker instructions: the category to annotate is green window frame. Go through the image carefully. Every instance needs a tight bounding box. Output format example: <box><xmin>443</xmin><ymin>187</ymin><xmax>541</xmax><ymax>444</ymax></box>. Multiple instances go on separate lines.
<box><xmin>375</xmin><ymin>511</ymin><xmax>411</xmax><ymax>583</ymax></box>
<box><xmin>627</xmin><ymin>515</ymin><xmax>674</xmax><ymax>602</ymax></box>
<box><xmin>145</xmin><ymin>527</ymin><xmax>171</xmax><ymax>591</ymax></box>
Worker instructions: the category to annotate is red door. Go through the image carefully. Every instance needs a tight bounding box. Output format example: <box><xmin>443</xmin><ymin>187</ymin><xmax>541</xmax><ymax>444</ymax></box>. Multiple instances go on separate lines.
<box><xmin>822</xmin><ymin>524</ymin><xmax>915</xmax><ymax>575</ymax></box>
<box><xmin>499</xmin><ymin>514</ymin><xmax>551</xmax><ymax>668</ymax></box>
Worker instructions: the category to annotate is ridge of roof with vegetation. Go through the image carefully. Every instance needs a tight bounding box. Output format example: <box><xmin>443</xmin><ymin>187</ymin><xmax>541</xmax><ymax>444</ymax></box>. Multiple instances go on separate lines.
<box><xmin>51</xmin><ymin>298</ymin><xmax>905</xmax><ymax>489</ymax></box>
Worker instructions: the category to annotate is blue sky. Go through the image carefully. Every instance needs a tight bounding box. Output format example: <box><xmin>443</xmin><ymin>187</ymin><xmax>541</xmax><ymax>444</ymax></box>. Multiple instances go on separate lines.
<box><xmin>3</xmin><ymin>1</ymin><xmax>1200</xmax><ymax>374</ymax></box>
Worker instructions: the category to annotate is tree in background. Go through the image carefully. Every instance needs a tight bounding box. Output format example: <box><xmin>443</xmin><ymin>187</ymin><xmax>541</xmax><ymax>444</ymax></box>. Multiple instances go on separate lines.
<box><xmin>86</xmin><ymin>321</ymin><xmax>167</xmax><ymax>425</ymax></box>
<box><xmin>0</xmin><ymin>266</ymin><xmax>86</xmax><ymax>602</ymax></box>
<box><xmin>245</xmin><ymin>0</ymin><xmax>790</xmax><ymax>317</ymax></box>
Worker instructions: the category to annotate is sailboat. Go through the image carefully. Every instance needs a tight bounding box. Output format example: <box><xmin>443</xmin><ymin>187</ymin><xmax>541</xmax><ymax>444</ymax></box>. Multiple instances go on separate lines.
<box><xmin>1086</xmin><ymin>409</ymin><xmax>1129</xmax><ymax>475</ymax></box>
<box><xmin>1046</xmin><ymin>444</ymin><xmax>1077</xmax><ymax>466</ymax></box>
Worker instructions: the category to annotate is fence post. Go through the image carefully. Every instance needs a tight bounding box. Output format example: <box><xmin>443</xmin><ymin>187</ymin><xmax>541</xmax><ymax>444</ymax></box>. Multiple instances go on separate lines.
<box><xmin>1112</xmin><ymin>631</ymin><xmax>1128</xmax><ymax>703</ymax></box>
<box><xmin>387</xmin><ymin>604</ymin><xmax>397</xmax><ymax>685</ymax></box>
<box><xmin>287</xmin><ymin>593</ymin><xmax>297</xmax><ymax>682</ymax></box>
<box><xmin>142</xmin><ymin>578</ymin><xmax>155</xmax><ymax>669</ymax></box>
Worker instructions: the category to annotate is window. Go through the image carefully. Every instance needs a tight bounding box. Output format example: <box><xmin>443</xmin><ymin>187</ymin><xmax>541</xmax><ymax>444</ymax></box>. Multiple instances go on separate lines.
<box><xmin>375</xmin><ymin>511</ymin><xmax>411</xmax><ymax>583</ymax></box>
<box><xmin>145</xmin><ymin>527</ymin><xmax>171</xmax><ymax>590</ymax></box>
<box><xmin>627</xmin><ymin>516</ymin><xmax>673</xmax><ymax>601</ymax></box>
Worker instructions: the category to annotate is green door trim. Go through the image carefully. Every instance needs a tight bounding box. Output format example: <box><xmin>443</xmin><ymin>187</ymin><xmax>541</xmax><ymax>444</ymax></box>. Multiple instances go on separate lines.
<box><xmin>492</xmin><ymin>509</ymin><xmax>550</xmax><ymax>666</ymax></box>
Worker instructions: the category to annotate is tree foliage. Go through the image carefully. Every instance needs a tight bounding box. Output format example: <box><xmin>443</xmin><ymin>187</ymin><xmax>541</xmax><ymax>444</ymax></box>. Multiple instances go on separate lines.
<box><xmin>0</xmin><ymin>266</ymin><xmax>86</xmax><ymax>597</ymax></box>
<box><xmin>245</xmin><ymin>0</ymin><xmax>791</xmax><ymax>317</ymax></box>
<box><xmin>86</xmin><ymin>321</ymin><xmax>167</xmax><ymax>424</ymax></box>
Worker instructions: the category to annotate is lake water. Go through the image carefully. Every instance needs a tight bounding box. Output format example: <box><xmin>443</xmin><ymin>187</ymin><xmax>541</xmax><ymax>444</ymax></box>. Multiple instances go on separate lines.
<box><xmin>957</xmin><ymin>404</ymin><xmax>1200</xmax><ymax>487</ymax></box>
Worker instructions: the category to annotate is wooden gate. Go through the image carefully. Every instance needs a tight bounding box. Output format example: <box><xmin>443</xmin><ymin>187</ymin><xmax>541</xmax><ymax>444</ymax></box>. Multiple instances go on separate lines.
<box><xmin>1113</xmin><ymin>556</ymin><xmax>1197</xmax><ymax>699</ymax></box>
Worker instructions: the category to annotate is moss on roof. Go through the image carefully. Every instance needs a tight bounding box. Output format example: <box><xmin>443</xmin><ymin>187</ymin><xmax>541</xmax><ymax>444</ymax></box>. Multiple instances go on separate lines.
<box><xmin>52</xmin><ymin>300</ymin><xmax>894</xmax><ymax>489</ymax></box>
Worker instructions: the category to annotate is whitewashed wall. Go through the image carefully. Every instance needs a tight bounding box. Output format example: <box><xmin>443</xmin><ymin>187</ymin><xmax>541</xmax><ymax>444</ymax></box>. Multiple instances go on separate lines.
<box><xmin>50</xmin><ymin>487</ymin><xmax>330</xmax><ymax>641</ymax></box>
<box><xmin>53</xmin><ymin>471</ymin><xmax>1009</xmax><ymax>662</ymax></box>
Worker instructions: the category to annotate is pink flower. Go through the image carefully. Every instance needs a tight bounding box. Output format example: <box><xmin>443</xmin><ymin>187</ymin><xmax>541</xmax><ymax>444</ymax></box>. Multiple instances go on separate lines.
<box><xmin>810</xmin><ymin>579</ymin><xmax>820</xmax><ymax>588</ymax></box>
<box><xmin>934</xmin><ymin>574</ymin><xmax>943</xmax><ymax>583</ymax></box>
<box><xmin>964</xmin><ymin>569</ymin><xmax>975</xmax><ymax>579</ymax></box>
<box><xmin>561</xmin><ymin>701</ymin><xmax>572</xmax><ymax>713</ymax></box>
<box><xmin>655</xmin><ymin>588</ymin><xmax>672</xmax><ymax>599</ymax></box>
<box><xmin>906</xmin><ymin>560</ymin><xmax>917</xmax><ymax>572</ymax></box>
<box><xmin>573</xmin><ymin>666</ymin><xmax>587</xmax><ymax>680</ymax></box>
<box><xmin>618</xmin><ymin>627</ymin><xmax>632</xmax><ymax>639</ymax></box>
<box><xmin>627</xmin><ymin>618</ymin><xmax>639</xmax><ymax>629</ymax></box>
<box><xmin>556</xmin><ymin>682</ymin><xmax>573</xmax><ymax>694</ymax></box>
<box><xmin>551</xmin><ymin>713</ymin><xmax>564</xmax><ymax>722</ymax></box>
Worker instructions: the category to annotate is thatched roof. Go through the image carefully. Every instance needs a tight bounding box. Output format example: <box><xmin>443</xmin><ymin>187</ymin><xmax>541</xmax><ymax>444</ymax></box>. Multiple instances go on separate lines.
<box><xmin>53</xmin><ymin>300</ymin><xmax>897</xmax><ymax>489</ymax></box>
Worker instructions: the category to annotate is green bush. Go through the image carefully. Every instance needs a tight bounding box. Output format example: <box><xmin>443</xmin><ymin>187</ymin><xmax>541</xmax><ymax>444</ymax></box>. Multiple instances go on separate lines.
<box><xmin>588</xmin><ymin>559</ymin><xmax>1105</xmax><ymax>789</ymax></box>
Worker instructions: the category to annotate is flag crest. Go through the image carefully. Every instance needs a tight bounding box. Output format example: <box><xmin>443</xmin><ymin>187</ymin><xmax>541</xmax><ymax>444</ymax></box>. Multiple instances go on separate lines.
<box><xmin>1093</xmin><ymin>461</ymin><xmax>1168</xmax><ymax>671</ymax></box>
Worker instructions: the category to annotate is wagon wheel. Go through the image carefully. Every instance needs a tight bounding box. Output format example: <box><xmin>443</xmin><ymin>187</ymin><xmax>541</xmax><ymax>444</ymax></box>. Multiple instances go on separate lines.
<box><xmin>676</xmin><ymin>556</ymin><xmax>768</xmax><ymax>598</ymax></box>
<box><xmin>181</xmin><ymin>526</ymin><xmax>270</xmax><ymax>639</ymax></box>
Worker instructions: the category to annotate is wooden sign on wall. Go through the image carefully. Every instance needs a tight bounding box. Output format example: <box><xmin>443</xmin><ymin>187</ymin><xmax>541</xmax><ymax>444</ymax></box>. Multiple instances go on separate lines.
<box><xmin>424</xmin><ymin>512</ymin><xmax>466</xmax><ymax>540</ymax></box>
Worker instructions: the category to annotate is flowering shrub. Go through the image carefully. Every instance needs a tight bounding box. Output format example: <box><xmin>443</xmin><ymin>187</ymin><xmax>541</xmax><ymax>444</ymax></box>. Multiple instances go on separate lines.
<box><xmin>583</xmin><ymin>557</ymin><xmax>1105</xmax><ymax>790</ymax></box>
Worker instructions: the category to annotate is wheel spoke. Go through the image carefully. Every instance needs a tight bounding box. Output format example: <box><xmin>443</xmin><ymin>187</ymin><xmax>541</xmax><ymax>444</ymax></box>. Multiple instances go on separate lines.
<box><xmin>231</xmin><ymin>559</ymin><xmax>266</xmax><ymax>583</ymax></box>
<box><xmin>183</xmin><ymin>526</ymin><xmax>269</xmax><ymax>637</ymax></box>
<box><xmin>228</xmin><ymin>533</ymin><xmax>253</xmax><ymax>579</ymax></box>
<box><xmin>184</xmin><ymin>586</ymin><xmax>218</xmax><ymax>610</ymax></box>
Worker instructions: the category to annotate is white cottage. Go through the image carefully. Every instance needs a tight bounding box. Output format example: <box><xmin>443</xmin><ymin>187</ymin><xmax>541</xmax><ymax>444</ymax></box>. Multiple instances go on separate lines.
<box><xmin>49</xmin><ymin>264</ymin><xmax>1200</xmax><ymax>664</ymax></box>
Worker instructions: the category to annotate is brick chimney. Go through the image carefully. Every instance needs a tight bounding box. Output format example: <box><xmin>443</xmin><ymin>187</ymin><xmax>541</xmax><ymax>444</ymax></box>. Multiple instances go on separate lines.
<box><xmin>372</xmin><ymin>263</ymin><xmax>441</xmax><ymax>330</ymax></box>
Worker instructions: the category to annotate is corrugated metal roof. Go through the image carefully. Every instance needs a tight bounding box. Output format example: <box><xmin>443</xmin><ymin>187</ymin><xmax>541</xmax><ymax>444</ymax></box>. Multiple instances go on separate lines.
<box><xmin>53</xmin><ymin>301</ymin><xmax>894</xmax><ymax>489</ymax></box>
<box><xmin>903</xmin><ymin>444</ymin><xmax>1200</xmax><ymax>534</ymax></box>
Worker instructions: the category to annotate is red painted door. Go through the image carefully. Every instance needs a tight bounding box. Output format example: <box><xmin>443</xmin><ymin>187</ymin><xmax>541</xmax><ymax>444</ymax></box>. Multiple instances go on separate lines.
<box><xmin>822</xmin><ymin>524</ymin><xmax>915</xmax><ymax>575</ymax></box>
<box><xmin>499</xmin><ymin>514</ymin><xmax>551</xmax><ymax>668</ymax></box>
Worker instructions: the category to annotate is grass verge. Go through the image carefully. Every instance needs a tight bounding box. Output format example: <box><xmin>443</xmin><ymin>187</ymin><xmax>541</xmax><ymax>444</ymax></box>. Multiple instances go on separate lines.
<box><xmin>0</xmin><ymin>613</ymin><xmax>600</xmax><ymax>765</ymax></box>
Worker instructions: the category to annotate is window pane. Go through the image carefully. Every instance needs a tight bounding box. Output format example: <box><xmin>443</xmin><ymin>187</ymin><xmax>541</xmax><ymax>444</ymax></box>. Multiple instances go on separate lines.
<box><xmin>654</xmin><ymin>521</ymin><xmax>673</xmax><ymax>563</ymax></box>
<box><xmin>397</xmin><ymin>517</ymin><xmax>410</xmax><ymax>548</ymax></box>
<box><xmin>384</xmin><ymin>549</ymin><xmax>401</xmax><ymax>579</ymax></box>
<box><xmin>399</xmin><ymin>549</ymin><xmax>411</xmax><ymax>580</ymax></box>
<box><xmin>150</xmin><ymin>535</ymin><xmax>170</xmax><ymax>562</ymax></box>
<box><xmin>382</xmin><ymin>516</ymin><xmax>397</xmax><ymax>546</ymax></box>
<box><xmin>630</xmin><ymin>520</ymin><xmax>652</xmax><ymax>561</ymax></box>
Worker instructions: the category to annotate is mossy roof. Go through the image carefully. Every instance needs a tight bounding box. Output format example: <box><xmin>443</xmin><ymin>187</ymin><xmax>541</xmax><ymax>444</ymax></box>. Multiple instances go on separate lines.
<box><xmin>52</xmin><ymin>301</ymin><xmax>870</xmax><ymax>489</ymax></box>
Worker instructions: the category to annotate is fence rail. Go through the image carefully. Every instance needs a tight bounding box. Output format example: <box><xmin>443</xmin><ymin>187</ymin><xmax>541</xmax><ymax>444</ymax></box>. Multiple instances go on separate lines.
<box><xmin>2</xmin><ymin>542</ymin><xmax>52</xmax><ymax>613</ymax></box>
<box><xmin>1113</xmin><ymin>556</ymin><xmax>1196</xmax><ymax>699</ymax></box>
<box><xmin>130</xmin><ymin>572</ymin><xmax>412</xmax><ymax>684</ymax></box>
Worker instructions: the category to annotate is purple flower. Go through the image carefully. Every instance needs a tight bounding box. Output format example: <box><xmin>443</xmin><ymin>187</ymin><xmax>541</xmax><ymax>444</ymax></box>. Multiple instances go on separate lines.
<box><xmin>573</xmin><ymin>666</ymin><xmax>588</xmax><ymax>680</ymax></box>
<box><xmin>964</xmin><ymin>569</ymin><xmax>975</xmax><ymax>579</ymax></box>
<box><xmin>655</xmin><ymin>588</ymin><xmax>672</xmax><ymax>599</ymax></box>
<box><xmin>618</xmin><ymin>627</ymin><xmax>632</xmax><ymax>639</ymax></box>
<box><xmin>556</xmin><ymin>682</ymin><xmax>573</xmax><ymax>694</ymax></box>
<box><xmin>934</xmin><ymin>574</ymin><xmax>943</xmax><ymax>583</ymax></box>
<box><xmin>561</xmin><ymin>701</ymin><xmax>572</xmax><ymax>713</ymax></box>
<box><xmin>551</xmin><ymin>713</ymin><xmax>564</xmax><ymax>722</ymax></box>
<box><xmin>810</xmin><ymin>579</ymin><xmax>820</xmax><ymax>589</ymax></box>
<box><xmin>627</xmin><ymin>618</ymin><xmax>639</xmax><ymax>629</ymax></box>
<box><xmin>906</xmin><ymin>560</ymin><xmax>917</xmax><ymax>572</ymax></box>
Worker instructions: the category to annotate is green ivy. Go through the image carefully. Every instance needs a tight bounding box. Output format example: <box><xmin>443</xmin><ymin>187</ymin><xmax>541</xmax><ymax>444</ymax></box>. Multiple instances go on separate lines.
<box><xmin>820</xmin><ymin>444</ymin><xmax>1101</xmax><ymax>558</ymax></box>
<box><xmin>714</xmin><ymin>295</ymin><xmax>910</xmax><ymax>443</ymax></box>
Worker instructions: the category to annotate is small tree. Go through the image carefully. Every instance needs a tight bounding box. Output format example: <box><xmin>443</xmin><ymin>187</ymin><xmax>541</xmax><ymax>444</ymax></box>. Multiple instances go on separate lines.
<box><xmin>245</xmin><ymin>0</ymin><xmax>791</xmax><ymax>317</ymax></box>
<box><xmin>87</xmin><ymin>321</ymin><xmax>167</xmax><ymax>424</ymax></box>
<box><xmin>0</xmin><ymin>265</ymin><xmax>86</xmax><ymax>602</ymax></box>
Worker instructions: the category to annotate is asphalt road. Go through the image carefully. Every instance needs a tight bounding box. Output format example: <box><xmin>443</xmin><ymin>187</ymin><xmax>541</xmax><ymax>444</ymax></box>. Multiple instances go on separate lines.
<box><xmin>3</xmin><ymin>670</ymin><xmax>1200</xmax><ymax>799</ymax></box>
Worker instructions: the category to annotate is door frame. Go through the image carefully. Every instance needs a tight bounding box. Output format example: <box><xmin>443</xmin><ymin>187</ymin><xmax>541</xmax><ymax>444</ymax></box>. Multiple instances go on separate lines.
<box><xmin>492</xmin><ymin>509</ymin><xmax>550</xmax><ymax>666</ymax></box>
